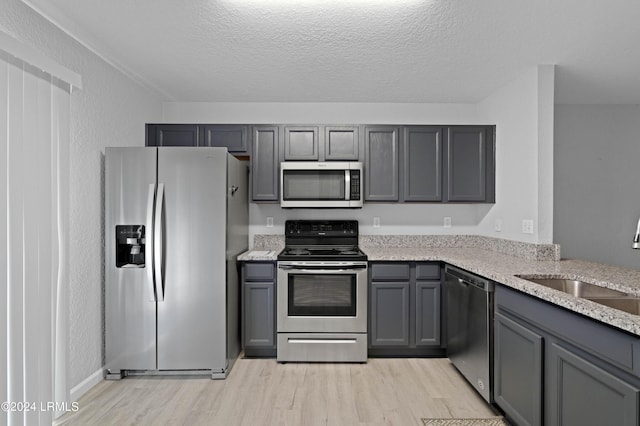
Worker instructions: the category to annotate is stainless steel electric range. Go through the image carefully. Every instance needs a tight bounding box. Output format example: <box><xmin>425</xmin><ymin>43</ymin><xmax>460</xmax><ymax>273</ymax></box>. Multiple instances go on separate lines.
<box><xmin>277</xmin><ymin>220</ymin><xmax>368</xmax><ymax>363</ymax></box>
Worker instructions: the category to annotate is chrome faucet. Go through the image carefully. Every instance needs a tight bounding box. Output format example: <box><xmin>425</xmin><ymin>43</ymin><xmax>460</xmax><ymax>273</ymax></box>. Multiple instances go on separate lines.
<box><xmin>633</xmin><ymin>217</ymin><xmax>640</xmax><ymax>249</ymax></box>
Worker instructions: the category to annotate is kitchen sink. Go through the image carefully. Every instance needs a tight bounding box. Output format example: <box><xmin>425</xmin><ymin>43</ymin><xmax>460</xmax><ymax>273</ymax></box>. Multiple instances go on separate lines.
<box><xmin>517</xmin><ymin>276</ymin><xmax>640</xmax><ymax>315</ymax></box>
<box><xmin>517</xmin><ymin>277</ymin><xmax>628</xmax><ymax>298</ymax></box>
<box><xmin>583</xmin><ymin>297</ymin><xmax>640</xmax><ymax>316</ymax></box>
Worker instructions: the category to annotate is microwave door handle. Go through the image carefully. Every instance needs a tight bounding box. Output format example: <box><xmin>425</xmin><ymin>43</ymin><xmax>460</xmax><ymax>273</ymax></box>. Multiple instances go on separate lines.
<box><xmin>345</xmin><ymin>169</ymin><xmax>350</xmax><ymax>201</ymax></box>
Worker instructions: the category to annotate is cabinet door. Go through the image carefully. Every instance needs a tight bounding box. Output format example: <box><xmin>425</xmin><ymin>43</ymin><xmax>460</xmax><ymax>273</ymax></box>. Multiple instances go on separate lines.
<box><xmin>324</xmin><ymin>126</ymin><xmax>360</xmax><ymax>160</ymax></box>
<box><xmin>547</xmin><ymin>342</ymin><xmax>640</xmax><ymax>426</ymax></box>
<box><xmin>445</xmin><ymin>126</ymin><xmax>492</xmax><ymax>202</ymax></box>
<box><xmin>284</xmin><ymin>126</ymin><xmax>318</xmax><ymax>160</ymax></box>
<box><xmin>364</xmin><ymin>126</ymin><xmax>399</xmax><ymax>201</ymax></box>
<box><xmin>199</xmin><ymin>125</ymin><xmax>248</xmax><ymax>153</ymax></box>
<box><xmin>251</xmin><ymin>126</ymin><xmax>280</xmax><ymax>201</ymax></box>
<box><xmin>146</xmin><ymin>124</ymin><xmax>198</xmax><ymax>146</ymax></box>
<box><xmin>370</xmin><ymin>282</ymin><xmax>409</xmax><ymax>346</ymax></box>
<box><xmin>415</xmin><ymin>282</ymin><xmax>441</xmax><ymax>346</ymax></box>
<box><xmin>494</xmin><ymin>312</ymin><xmax>543</xmax><ymax>426</ymax></box>
<box><xmin>243</xmin><ymin>282</ymin><xmax>275</xmax><ymax>348</ymax></box>
<box><xmin>402</xmin><ymin>126</ymin><xmax>442</xmax><ymax>201</ymax></box>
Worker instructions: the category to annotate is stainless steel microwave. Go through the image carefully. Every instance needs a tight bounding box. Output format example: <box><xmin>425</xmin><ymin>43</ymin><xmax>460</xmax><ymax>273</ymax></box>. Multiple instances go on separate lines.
<box><xmin>280</xmin><ymin>161</ymin><xmax>363</xmax><ymax>208</ymax></box>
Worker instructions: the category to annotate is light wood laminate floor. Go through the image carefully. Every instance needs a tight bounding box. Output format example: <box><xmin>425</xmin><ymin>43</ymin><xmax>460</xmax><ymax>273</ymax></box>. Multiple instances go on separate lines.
<box><xmin>56</xmin><ymin>357</ymin><xmax>496</xmax><ymax>425</ymax></box>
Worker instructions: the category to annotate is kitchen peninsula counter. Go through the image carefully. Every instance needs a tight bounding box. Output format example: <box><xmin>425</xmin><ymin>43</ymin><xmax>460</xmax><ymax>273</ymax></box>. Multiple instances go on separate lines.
<box><xmin>365</xmin><ymin>245</ymin><xmax>640</xmax><ymax>337</ymax></box>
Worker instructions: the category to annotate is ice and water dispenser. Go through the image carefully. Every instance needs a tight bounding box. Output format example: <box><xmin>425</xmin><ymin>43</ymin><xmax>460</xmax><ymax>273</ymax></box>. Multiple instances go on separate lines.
<box><xmin>115</xmin><ymin>225</ymin><xmax>145</xmax><ymax>267</ymax></box>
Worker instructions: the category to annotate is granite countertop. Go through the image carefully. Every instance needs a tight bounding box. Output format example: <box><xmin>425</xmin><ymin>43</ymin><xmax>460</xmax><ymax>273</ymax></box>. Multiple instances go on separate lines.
<box><xmin>237</xmin><ymin>234</ymin><xmax>640</xmax><ymax>337</ymax></box>
<box><xmin>364</xmin><ymin>246</ymin><xmax>640</xmax><ymax>337</ymax></box>
<box><xmin>237</xmin><ymin>250</ymin><xmax>280</xmax><ymax>261</ymax></box>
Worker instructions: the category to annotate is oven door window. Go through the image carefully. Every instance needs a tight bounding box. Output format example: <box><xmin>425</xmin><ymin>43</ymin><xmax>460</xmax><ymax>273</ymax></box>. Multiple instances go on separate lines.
<box><xmin>288</xmin><ymin>273</ymin><xmax>356</xmax><ymax>316</ymax></box>
<box><xmin>282</xmin><ymin>170</ymin><xmax>346</xmax><ymax>201</ymax></box>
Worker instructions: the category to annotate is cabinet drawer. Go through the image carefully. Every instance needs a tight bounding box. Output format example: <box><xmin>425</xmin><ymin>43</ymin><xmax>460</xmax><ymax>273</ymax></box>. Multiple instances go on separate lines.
<box><xmin>243</xmin><ymin>263</ymin><xmax>275</xmax><ymax>281</ymax></box>
<box><xmin>416</xmin><ymin>263</ymin><xmax>441</xmax><ymax>280</ymax></box>
<box><xmin>370</xmin><ymin>263</ymin><xmax>410</xmax><ymax>281</ymax></box>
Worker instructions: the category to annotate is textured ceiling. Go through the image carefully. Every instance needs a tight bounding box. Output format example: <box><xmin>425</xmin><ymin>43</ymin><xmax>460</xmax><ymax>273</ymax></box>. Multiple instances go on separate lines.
<box><xmin>21</xmin><ymin>0</ymin><xmax>640</xmax><ymax>104</ymax></box>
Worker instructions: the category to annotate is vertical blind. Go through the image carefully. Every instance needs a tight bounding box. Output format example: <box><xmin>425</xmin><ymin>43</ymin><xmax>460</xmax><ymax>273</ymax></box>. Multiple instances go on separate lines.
<box><xmin>1</xmin><ymin>34</ymin><xmax>78</xmax><ymax>425</ymax></box>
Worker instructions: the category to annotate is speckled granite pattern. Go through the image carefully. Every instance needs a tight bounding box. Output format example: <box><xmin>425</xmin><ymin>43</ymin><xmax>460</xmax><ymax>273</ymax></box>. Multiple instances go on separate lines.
<box><xmin>238</xmin><ymin>235</ymin><xmax>284</xmax><ymax>261</ymax></box>
<box><xmin>253</xmin><ymin>235</ymin><xmax>285</xmax><ymax>251</ymax></box>
<box><xmin>359</xmin><ymin>235</ymin><xmax>560</xmax><ymax>261</ymax></box>
<box><xmin>366</xmin><ymin>246</ymin><xmax>640</xmax><ymax>336</ymax></box>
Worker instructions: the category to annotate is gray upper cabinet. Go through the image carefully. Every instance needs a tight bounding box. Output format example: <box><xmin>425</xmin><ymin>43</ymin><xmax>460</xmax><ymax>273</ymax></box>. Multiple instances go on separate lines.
<box><xmin>146</xmin><ymin>124</ymin><xmax>198</xmax><ymax>146</ymax></box>
<box><xmin>364</xmin><ymin>126</ymin><xmax>400</xmax><ymax>201</ymax></box>
<box><xmin>199</xmin><ymin>125</ymin><xmax>249</xmax><ymax>154</ymax></box>
<box><xmin>284</xmin><ymin>126</ymin><xmax>319</xmax><ymax>160</ymax></box>
<box><xmin>324</xmin><ymin>126</ymin><xmax>360</xmax><ymax>160</ymax></box>
<box><xmin>251</xmin><ymin>126</ymin><xmax>280</xmax><ymax>202</ymax></box>
<box><xmin>444</xmin><ymin>126</ymin><xmax>495</xmax><ymax>202</ymax></box>
<box><xmin>401</xmin><ymin>126</ymin><xmax>443</xmax><ymax>202</ymax></box>
<box><xmin>146</xmin><ymin>122</ymin><xmax>495</xmax><ymax>204</ymax></box>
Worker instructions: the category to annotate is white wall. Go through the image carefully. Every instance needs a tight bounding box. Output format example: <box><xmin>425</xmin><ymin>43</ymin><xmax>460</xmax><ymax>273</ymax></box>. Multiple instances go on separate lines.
<box><xmin>555</xmin><ymin>105</ymin><xmax>640</xmax><ymax>270</ymax></box>
<box><xmin>164</xmin><ymin>69</ymin><xmax>554</xmax><ymax>246</ymax></box>
<box><xmin>476</xmin><ymin>65</ymin><xmax>555</xmax><ymax>244</ymax></box>
<box><xmin>1</xmin><ymin>0</ymin><xmax>163</xmax><ymax>390</ymax></box>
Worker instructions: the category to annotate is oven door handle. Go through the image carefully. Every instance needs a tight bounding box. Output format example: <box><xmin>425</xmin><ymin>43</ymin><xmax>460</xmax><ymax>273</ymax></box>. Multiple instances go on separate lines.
<box><xmin>278</xmin><ymin>265</ymin><xmax>367</xmax><ymax>272</ymax></box>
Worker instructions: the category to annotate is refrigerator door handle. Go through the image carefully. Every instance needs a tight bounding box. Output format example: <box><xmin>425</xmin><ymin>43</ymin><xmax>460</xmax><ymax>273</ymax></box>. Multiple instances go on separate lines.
<box><xmin>154</xmin><ymin>183</ymin><xmax>165</xmax><ymax>301</ymax></box>
<box><xmin>146</xmin><ymin>183</ymin><xmax>157</xmax><ymax>302</ymax></box>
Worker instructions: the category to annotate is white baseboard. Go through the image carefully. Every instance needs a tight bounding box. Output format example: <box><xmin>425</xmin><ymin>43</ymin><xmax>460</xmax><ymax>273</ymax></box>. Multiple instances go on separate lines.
<box><xmin>70</xmin><ymin>367</ymin><xmax>104</xmax><ymax>402</ymax></box>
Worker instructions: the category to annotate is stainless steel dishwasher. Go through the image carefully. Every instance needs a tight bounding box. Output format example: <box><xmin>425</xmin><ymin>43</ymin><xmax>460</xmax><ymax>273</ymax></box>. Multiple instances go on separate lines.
<box><xmin>445</xmin><ymin>264</ymin><xmax>494</xmax><ymax>403</ymax></box>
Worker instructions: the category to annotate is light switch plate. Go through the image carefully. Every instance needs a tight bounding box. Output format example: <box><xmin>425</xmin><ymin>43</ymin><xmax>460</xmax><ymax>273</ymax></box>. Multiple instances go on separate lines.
<box><xmin>522</xmin><ymin>219</ymin><xmax>534</xmax><ymax>234</ymax></box>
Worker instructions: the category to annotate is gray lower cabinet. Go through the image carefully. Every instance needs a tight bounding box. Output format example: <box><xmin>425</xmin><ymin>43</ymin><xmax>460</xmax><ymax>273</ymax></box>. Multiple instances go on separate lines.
<box><xmin>548</xmin><ymin>342</ymin><xmax>639</xmax><ymax>426</ymax></box>
<box><xmin>370</xmin><ymin>281</ymin><xmax>410</xmax><ymax>346</ymax></box>
<box><xmin>364</xmin><ymin>126</ymin><xmax>400</xmax><ymax>201</ymax></box>
<box><xmin>415</xmin><ymin>281</ymin><xmax>441</xmax><ymax>346</ymax></box>
<box><xmin>369</xmin><ymin>262</ymin><xmax>444</xmax><ymax>356</ymax></box>
<box><xmin>251</xmin><ymin>126</ymin><xmax>280</xmax><ymax>202</ymax></box>
<box><xmin>241</xmin><ymin>262</ymin><xmax>276</xmax><ymax>357</ymax></box>
<box><xmin>494</xmin><ymin>312</ymin><xmax>543</xmax><ymax>426</ymax></box>
<box><xmin>495</xmin><ymin>285</ymin><xmax>640</xmax><ymax>426</ymax></box>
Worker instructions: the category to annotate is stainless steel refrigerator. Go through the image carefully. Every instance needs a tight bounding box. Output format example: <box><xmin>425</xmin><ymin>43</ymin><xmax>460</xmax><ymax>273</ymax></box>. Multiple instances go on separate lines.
<box><xmin>104</xmin><ymin>147</ymin><xmax>248</xmax><ymax>379</ymax></box>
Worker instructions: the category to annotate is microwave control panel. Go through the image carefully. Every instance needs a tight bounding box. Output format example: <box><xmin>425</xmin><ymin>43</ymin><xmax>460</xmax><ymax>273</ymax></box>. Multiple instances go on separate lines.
<box><xmin>350</xmin><ymin>170</ymin><xmax>361</xmax><ymax>200</ymax></box>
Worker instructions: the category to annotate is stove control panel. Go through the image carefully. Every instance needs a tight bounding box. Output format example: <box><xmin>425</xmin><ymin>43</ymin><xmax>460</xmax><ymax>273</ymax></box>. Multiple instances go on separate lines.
<box><xmin>285</xmin><ymin>220</ymin><xmax>358</xmax><ymax>236</ymax></box>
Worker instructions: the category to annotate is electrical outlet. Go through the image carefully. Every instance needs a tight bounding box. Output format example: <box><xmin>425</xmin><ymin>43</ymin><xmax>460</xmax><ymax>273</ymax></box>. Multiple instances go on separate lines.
<box><xmin>373</xmin><ymin>217</ymin><xmax>381</xmax><ymax>228</ymax></box>
<box><xmin>494</xmin><ymin>219</ymin><xmax>502</xmax><ymax>232</ymax></box>
<box><xmin>444</xmin><ymin>217</ymin><xmax>452</xmax><ymax>228</ymax></box>
<box><xmin>266</xmin><ymin>217</ymin><xmax>274</xmax><ymax>228</ymax></box>
<box><xmin>522</xmin><ymin>219</ymin><xmax>534</xmax><ymax>234</ymax></box>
